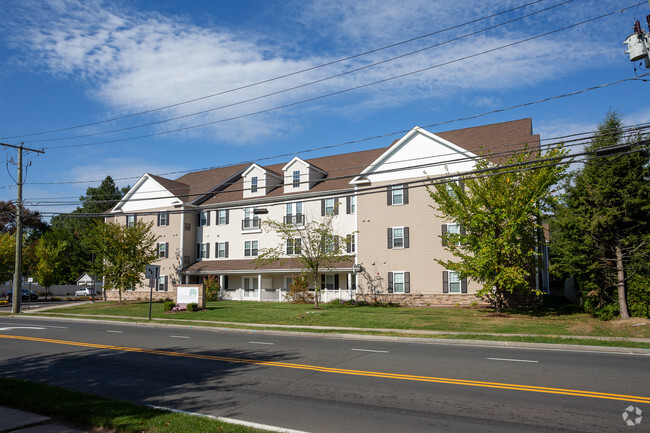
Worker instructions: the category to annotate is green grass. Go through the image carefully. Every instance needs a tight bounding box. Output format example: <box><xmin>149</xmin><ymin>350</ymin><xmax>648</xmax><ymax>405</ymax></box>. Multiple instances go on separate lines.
<box><xmin>0</xmin><ymin>377</ymin><xmax>264</xmax><ymax>433</ymax></box>
<box><xmin>30</xmin><ymin>298</ymin><xmax>650</xmax><ymax>343</ymax></box>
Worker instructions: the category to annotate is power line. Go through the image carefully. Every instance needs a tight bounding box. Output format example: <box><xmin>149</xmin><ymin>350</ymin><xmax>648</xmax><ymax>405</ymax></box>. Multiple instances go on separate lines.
<box><xmin>26</xmin><ymin>0</ymin><xmax>574</xmax><ymax>144</ymax></box>
<box><xmin>4</xmin><ymin>0</ymin><xmax>551</xmax><ymax>140</ymax></box>
<box><xmin>39</xmin><ymin>2</ymin><xmax>637</xmax><ymax>150</ymax></box>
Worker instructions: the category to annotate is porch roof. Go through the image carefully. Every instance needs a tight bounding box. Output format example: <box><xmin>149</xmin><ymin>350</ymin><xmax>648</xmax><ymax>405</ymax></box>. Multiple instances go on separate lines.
<box><xmin>183</xmin><ymin>257</ymin><xmax>355</xmax><ymax>274</ymax></box>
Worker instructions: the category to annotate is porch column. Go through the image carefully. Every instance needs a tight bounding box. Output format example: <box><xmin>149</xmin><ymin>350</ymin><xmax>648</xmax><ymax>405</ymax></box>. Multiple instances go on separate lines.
<box><xmin>347</xmin><ymin>273</ymin><xmax>352</xmax><ymax>300</ymax></box>
<box><xmin>258</xmin><ymin>274</ymin><xmax>262</xmax><ymax>301</ymax></box>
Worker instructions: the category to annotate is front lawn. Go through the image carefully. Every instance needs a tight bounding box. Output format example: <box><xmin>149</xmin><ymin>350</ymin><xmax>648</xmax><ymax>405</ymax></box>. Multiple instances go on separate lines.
<box><xmin>32</xmin><ymin>298</ymin><xmax>650</xmax><ymax>341</ymax></box>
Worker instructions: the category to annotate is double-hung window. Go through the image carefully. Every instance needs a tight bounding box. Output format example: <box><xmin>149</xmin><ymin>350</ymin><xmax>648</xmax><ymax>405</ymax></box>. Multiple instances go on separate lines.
<box><xmin>346</xmin><ymin>233</ymin><xmax>356</xmax><ymax>253</ymax></box>
<box><xmin>387</xmin><ymin>227</ymin><xmax>409</xmax><ymax>249</ymax></box>
<box><xmin>325</xmin><ymin>198</ymin><xmax>335</xmax><ymax>215</ymax></box>
<box><xmin>126</xmin><ymin>215</ymin><xmax>136</xmax><ymax>227</ymax></box>
<box><xmin>292</xmin><ymin>170</ymin><xmax>301</xmax><ymax>188</ymax></box>
<box><xmin>285</xmin><ymin>202</ymin><xmax>303</xmax><ymax>224</ymax></box>
<box><xmin>449</xmin><ymin>271</ymin><xmax>461</xmax><ymax>293</ymax></box>
<box><xmin>243</xmin><ymin>207</ymin><xmax>260</xmax><ymax>229</ymax></box>
<box><xmin>199</xmin><ymin>211</ymin><xmax>210</xmax><ymax>226</ymax></box>
<box><xmin>243</xmin><ymin>277</ymin><xmax>259</xmax><ymax>296</ymax></box>
<box><xmin>388</xmin><ymin>271</ymin><xmax>410</xmax><ymax>293</ymax></box>
<box><xmin>216</xmin><ymin>242</ymin><xmax>229</xmax><ymax>258</ymax></box>
<box><xmin>157</xmin><ymin>275</ymin><xmax>168</xmax><ymax>292</ymax></box>
<box><xmin>286</xmin><ymin>238</ymin><xmax>301</xmax><ymax>255</ymax></box>
<box><xmin>387</xmin><ymin>184</ymin><xmax>409</xmax><ymax>205</ymax></box>
<box><xmin>443</xmin><ymin>270</ymin><xmax>467</xmax><ymax>293</ymax></box>
<box><xmin>157</xmin><ymin>242</ymin><xmax>168</xmax><ymax>258</ymax></box>
<box><xmin>197</xmin><ymin>243</ymin><xmax>209</xmax><ymax>259</ymax></box>
<box><xmin>157</xmin><ymin>211</ymin><xmax>169</xmax><ymax>226</ymax></box>
<box><xmin>217</xmin><ymin>209</ymin><xmax>228</xmax><ymax>225</ymax></box>
<box><xmin>251</xmin><ymin>176</ymin><xmax>258</xmax><ymax>193</ymax></box>
<box><xmin>346</xmin><ymin>196</ymin><xmax>356</xmax><ymax>214</ymax></box>
<box><xmin>244</xmin><ymin>240</ymin><xmax>259</xmax><ymax>257</ymax></box>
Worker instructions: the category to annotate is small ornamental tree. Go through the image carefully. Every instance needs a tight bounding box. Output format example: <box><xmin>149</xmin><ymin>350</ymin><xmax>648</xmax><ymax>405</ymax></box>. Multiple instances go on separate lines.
<box><xmin>203</xmin><ymin>274</ymin><xmax>221</xmax><ymax>301</ymax></box>
<box><xmin>255</xmin><ymin>211</ymin><xmax>351</xmax><ymax>308</ymax></box>
<box><xmin>85</xmin><ymin>220</ymin><xmax>159</xmax><ymax>302</ymax></box>
<box><xmin>33</xmin><ymin>231</ymin><xmax>69</xmax><ymax>299</ymax></box>
<box><xmin>428</xmin><ymin>145</ymin><xmax>567</xmax><ymax>313</ymax></box>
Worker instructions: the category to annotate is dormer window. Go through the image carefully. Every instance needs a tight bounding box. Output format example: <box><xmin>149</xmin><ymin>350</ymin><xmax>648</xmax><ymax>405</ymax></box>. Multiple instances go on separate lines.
<box><xmin>251</xmin><ymin>176</ymin><xmax>258</xmax><ymax>193</ymax></box>
<box><xmin>292</xmin><ymin>170</ymin><xmax>300</xmax><ymax>188</ymax></box>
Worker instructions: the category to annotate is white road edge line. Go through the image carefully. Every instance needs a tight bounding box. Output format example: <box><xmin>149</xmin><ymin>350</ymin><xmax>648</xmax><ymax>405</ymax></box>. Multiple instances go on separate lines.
<box><xmin>170</xmin><ymin>335</ymin><xmax>190</xmax><ymax>339</ymax></box>
<box><xmin>106</xmin><ymin>330</ymin><xmax>123</xmax><ymax>334</ymax></box>
<box><xmin>147</xmin><ymin>405</ymin><xmax>309</xmax><ymax>433</ymax></box>
<box><xmin>249</xmin><ymin>341</ymin><xmax>275</xmax><ymax>345</ymax></box>
<box><xmin>486</xmin><ymin>357</ymin><xmax>539</xmax><ymax>363</ymax></box>
<box><xmin>351</xmin><ymin>348</ymin><xmax>389</xmax><ymax>353</ymax></box>
<box><xmin>0</xmin><ymin>327</ymin><xmax>45</xmax><ymax>331</ymax></box>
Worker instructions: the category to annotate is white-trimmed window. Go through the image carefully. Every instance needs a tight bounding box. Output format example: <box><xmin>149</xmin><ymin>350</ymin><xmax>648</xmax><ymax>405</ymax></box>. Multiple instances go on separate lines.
<box><xmin>442</xmin><ymin>223</ymin><xmax>463</xmax><ymax>247</ymax></box>
<box><xmin>199</xmin><ymin>211</ymin><xmax>210</xmax><ymax>226</ymax></box>
<box><xmin>251</xmin><ymin>176</ymin><xmax>258</xmax><ymax>193</ymax></box>
<box><xmin>443</xmin><ymin>270</ymin><xmax>466</xmax><ymax>294</ymax></box>
<box><xmin>388</xmin><ymin>271</ymin><xmax>410</xmax><ymax>293</ymax></box>
<box><xmin>243</xmin><ymin>207</ymin><xmax>260</xmax><ymax>229</ymax></box>
<box><xmin>244</xmin><ymin>240</ymin><xmax>259</xmax><ymax>257</ymax></box>
<box><xmin>346</xmin><ymin>233</ymin><xmax>356</xmax><ymax>253</ymax></box>
<box><xmin>391</xmin><ymin>185</ymin><xmax>403</xmax><ymax>205</ymax></box>
<box><xmin>285</xmin><ymin>202</ymin><xmax>303</xmax><ymax>225</ymax></box>
<box><xmin>347</xmin><ymin>196</ymin><xmax>356</xmax><ymax>214</ymax></box>
<box><xmin>217</xmin><ymin>209</ymin><xmax>229</xmax><ymax>225</ymax></box>
<box><xmin>126</xmin><ymin>215</ymin><xmax>136</xmax><ymax>227</ymax></box>
<box><xmin>217</xmin><ymin>242</ymin><xmax>229</xmax><ymax>258</ymax></box>
<box><xmin>286</xmin><ymin>238</ymin><xmax>301</xmax><ymax>255</ymax></box>
<box><xmin>157</xmin><ymin>275</ymin><xmax>168</xmax><ymax>292</ymax></box>
<box><xmin>325</xmin><ymin>198</ymin><xmax>335</xmax><ymax>215</ymax></box>
<box><xmin>243</xmin><ymin>277</ymin><xmax>259</xmax><ymax>296</ymax></box>
<box><xmin>157</xmin><ymin>211</ymin><xmax>169</xmax><ymax>226</ymax></box>
<box><xmin>387</xmin><ymin>227</ymin><xmax>409</xmax><ymax>249</ymax></box>
<box><xmin>449</xmin><ymin>271</ymin><xmax>461</xmax><ymax>293</ymax></box>
<box><xmin>323</xmin><ymin>275</ymin><xmax>335</xmax><ymax>290</ymax></box>
<box><xmin>292</xmin><ymin>170</ymin><xmax>300</xmax><ymax>188</ymax></box>
<box><xmin>197</xmin><ymin>243</ymin><xmax>209</xmax><ymax>259</ymax></box>
<box><xmin>324</xmin><ymin>236</ymin><xmax>339</xmax><ymax>253</ymax></box>
<box><xmin>157</xmin><ymin>242</ymin><xmax>168</xmax><ymax>258</ymax></box>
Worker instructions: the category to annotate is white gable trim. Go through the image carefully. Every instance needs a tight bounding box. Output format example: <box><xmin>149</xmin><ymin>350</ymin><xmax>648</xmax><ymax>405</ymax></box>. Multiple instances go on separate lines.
<box><xmin>242</xmin><ymin>163</ymin><xmax>283</xmax><ymax>179</ymax></box>
<box><xmin>350</xmin><ymin>126</ymin><xmax>479</xmax><ymax>184</ymax></box>
<box><xmin>112</xmin><ymin>173</ymin><xmax>179</xmax><ymax>212</ymax></box>
<box><xmin>282</xmin><ymin>156</ymin><xmax>327</xmax><ymax>175</ymax></box>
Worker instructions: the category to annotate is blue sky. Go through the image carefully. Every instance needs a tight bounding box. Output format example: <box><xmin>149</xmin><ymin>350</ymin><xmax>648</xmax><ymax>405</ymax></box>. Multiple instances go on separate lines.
<box><xmin>0</xmin><ymin>0</ymin><xmax>648</xmax><ymax>217</ymax></box>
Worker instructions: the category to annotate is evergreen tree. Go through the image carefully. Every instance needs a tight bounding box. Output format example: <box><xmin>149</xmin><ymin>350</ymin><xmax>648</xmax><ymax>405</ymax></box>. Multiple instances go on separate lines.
<box><xmin>551</xmin><ymin>111</ymin><xmax>650</xmax><ymax>319</ymax></box>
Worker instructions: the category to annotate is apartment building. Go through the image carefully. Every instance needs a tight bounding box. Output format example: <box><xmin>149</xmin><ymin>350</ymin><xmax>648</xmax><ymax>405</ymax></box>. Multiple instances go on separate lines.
<box><xmin>107</xmin><ymin>118</ymin><xmax>540</xmax><ymax>305</ymax></box>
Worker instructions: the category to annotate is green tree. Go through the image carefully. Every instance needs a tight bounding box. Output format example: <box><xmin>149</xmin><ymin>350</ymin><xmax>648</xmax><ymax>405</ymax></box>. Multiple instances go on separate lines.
<box><xmin>33</xmin><ymin>231</ymin><xmax>69</xmax><ymax>299</ymax></box>
<box><xmin>428</xmin><ymin>145</ymin><xmax>567</xmax><ymax>313</ymax></box>
<box><xmin>0</xmin><ymin>201</ymin><xmax>48</xmax><ymax>240</ymax></box>
<box><xmin>256</xmin><ymin>211</ymin><xmax>351</xmax><ymax>308</ymax></box>
<box><xmin>551</xmin><ymin>111</ymin><xmax>650</xmax><ymax>319</ymax></box>
<box><xmin>84</xmin><ymin>220</ymin><xmax>159</xmax><ymax>302</ymax></box>
<box><xmin>0</xmin><ymin>233</ymin><xmax>15</xmax><ymax>283</ymax></box>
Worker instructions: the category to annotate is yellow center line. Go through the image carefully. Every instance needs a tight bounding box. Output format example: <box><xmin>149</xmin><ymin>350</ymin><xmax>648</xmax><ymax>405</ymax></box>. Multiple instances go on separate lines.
<box><xmin>3</xmin><ymin>334</ymin><xmax>649</xmax><ymax>404</ymax></box>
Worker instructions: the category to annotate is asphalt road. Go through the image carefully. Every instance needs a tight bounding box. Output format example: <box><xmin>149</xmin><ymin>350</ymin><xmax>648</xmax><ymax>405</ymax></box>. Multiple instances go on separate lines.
<box><xmin>0</xmin><ymin>316</ymin><xmax>648</xmax><ymax>432</ymax></box>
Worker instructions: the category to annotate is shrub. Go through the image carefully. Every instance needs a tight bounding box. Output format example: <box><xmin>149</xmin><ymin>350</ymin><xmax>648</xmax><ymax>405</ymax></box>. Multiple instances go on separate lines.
<box><xmin>186</xmin><ymin>303</ymin><xmax>199</xmax><ymax>312</ymax></box>
<box><xmin>285</xmin><ymin>274</ymin><xmax>314</xmax><ymax>304</ymax></box>
<box><xmin>163</xmin><ymin>301</ymin><xmax>176</xmax><ymax>312</ymax></box>
<box><xmin>203</xmin><ymin>275</ymin><xmax>221</xmax><ymax>302</ymax></box>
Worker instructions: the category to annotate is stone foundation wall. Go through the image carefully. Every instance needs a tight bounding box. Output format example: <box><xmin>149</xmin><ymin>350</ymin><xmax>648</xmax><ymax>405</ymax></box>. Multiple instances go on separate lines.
<box><xmin>105</xmin><ymin>289</ymin><xmax>174</xmax><ymax>302</ymax></box>
<box><xmin>373</xmin><ymin>293</ymin><xmax>489</xmax><ymax>307</ymax></box>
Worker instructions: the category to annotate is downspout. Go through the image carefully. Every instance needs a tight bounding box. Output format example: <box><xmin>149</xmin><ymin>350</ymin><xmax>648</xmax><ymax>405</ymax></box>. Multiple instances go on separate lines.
<box><xmin>179</xmin><ymin>205</ymin><xmax>185</xmax><ymax>285</ymax></box>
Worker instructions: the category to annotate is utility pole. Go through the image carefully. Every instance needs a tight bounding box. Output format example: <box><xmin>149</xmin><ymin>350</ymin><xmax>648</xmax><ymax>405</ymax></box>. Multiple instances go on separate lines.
<box><xmin>1</xmin><ymin>142</ymin><xmax>44</xmax><ymax>314</ymax></box>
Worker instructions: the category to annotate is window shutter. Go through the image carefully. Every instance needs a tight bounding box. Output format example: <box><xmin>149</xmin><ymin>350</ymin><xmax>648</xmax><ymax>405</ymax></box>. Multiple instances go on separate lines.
<box><xmin>403</xmin><ymin>185</ymin><xmax>409</xmax><ymax>204</ymax></box>
<box><xmin>225</xmin><ymin>242</ymin><xmax>229</xmax><ymax>258</ymax></box>
<box><xmin>163</xmin><ymin>276</ymin><xmax>168</xmax><ymax>291</ymax></box>
<box><xmin>386</xmin><ymin>187</ymin><xmax>392</xmax><ymax>205</ymax></box>
<box><xmin>334</xmin><ymin>198</ymin><xmax>339</xmax><ymax>215</ymax></box>
<box><xmin>225</xmin><ymin>209</ymin><xmax>229</xmax><ymax>225</ymax></box>
<box><xmin>404</xmin><ymin>272</ymin><xmax>410</xmax><ymax>293</ymax></box>
<box><xmin>404</xmin><ymin>227</ymin><xmax>410</xmax><ymax>249</ymax></box>
<box><xmin>346</xmin><ymin>235</ymin><xmax>352</xmax><ymax>253</ymax></box>
<box><xmin>443</xmin><ymin>271</ymin><xmax>449</xmax><ymax>293</ymax></box>
<box><xmin>334</xmin><ymin>274</ymin><xmax>339</xmax><ymax>290</ymax></box>
<box><xmin>334</xmin><ymin>235</ymin><xmax>339</xmax><ymax>251</ymax></box>
<box><xmin>197</xmin><ymin>213</ymin><xmax>201</xmax><ymax>226</ymax></box>
<box><xmin>206</xmin><ymin>211</ymin><xmax>210</xmax><ymax>226</ymax></box>
<box><xmin>197</xmin><ymin>243</ymin><xmax>200</xmax><ymax>259</ymax></box>
<box><xmin>442</xmin><ymin>224</ymin><xmax>447</xmax><ymax>246</ymax></box>
<box><xmin>321</xmin><ymin>199</ymin><xmax>325</xmax><ymax>216</ymax></box>
<box><xmin>460</xmin><ymin>224</ymin><xmax>466</xmax><ymax>236</ymax></box>
<box><xmin>387</xmin><ymin>228</ymin><xmax>393</xmax><ymax>249</ymax></box>
<box><xmin>157</xmin><ymin>213</ymin><xmax>160</xmax><ymax>226</ymax></box>
<box><xmin>459</xmin><ymin>180</ymin><xmax>465</xmax><ymax>192</ymax></box>
<box><xmin>461</xmin><ymin>278</ymin><xmax>467</xmax><ymax>294</ymax></box>
<box><xmin>321</xmin><ymin>274</ymin><xmax>325</xmax><ymax>290</ymax></box>
<box><xmin>165</xmin><ymin>242</ymin><xmax>169</xmax><ymax>258</ymax></box>
<box><xmin>224</xmin><ymin>275</ymin><xmax>229</xmax><ymax>290</ymax></box>
<box><xmin>387</xmin><ymin>272</ymin><xmax>393</xmax><ymax>293</ymax></box>
<box><xmin>346</xmin><ymin>196</ymin><xmax>351</xmax><ymax>214</ymax></box>
<box><xmin>206</xmin><ymin>243</ymin><xmax>210</xmax><ymax>259</ymax></box>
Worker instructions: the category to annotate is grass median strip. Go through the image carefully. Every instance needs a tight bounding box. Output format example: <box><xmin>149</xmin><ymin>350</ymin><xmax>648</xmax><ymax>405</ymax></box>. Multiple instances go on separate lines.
<box><xmin>0</xmin><ymin>377</ymin><xmax>265</xmax><ymax>433</ymax></box>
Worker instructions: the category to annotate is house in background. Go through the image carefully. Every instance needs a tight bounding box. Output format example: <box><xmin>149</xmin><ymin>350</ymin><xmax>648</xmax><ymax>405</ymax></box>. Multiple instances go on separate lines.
<box><xmin>106</xmin><ymin>118</ymin><xmax>542</xmax><ymax>305</ymax></box>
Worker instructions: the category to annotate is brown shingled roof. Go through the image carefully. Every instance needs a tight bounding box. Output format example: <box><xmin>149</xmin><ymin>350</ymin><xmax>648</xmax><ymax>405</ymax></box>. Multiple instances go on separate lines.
<box><xmin>184</xmin><ymin>257</ymin><xmax>355</xmax><ymax>273</ymax></box>
<box><xmin>162</xmin><ymin>118</ymin><xmax>536</xmax><ymax>206</ymax></box>
<box><xmin>147</xmin><ymin>173</ymin><xmax>190</xmax><ymax>200</ymax></box>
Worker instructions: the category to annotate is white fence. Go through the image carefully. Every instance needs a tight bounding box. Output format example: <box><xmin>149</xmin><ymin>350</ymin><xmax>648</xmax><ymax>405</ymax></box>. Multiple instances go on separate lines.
<box><xmin>220</xmin><ymin>288</ymin><xmax>356</xmax><ymax>303</ymax></box>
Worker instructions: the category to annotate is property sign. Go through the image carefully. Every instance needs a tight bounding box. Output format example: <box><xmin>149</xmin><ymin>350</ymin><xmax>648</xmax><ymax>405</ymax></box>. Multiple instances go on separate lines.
<box><xmin>177</xmin><ymin>286</ymin><xmax>200</xmax><ymax>304</ymax></box>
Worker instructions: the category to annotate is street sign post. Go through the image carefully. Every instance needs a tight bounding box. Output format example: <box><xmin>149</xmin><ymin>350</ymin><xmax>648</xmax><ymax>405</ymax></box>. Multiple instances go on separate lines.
<box><xmin>145</xmin><ymin>264</ymin><xmax>160</xmax><ymax>320</ymax></box>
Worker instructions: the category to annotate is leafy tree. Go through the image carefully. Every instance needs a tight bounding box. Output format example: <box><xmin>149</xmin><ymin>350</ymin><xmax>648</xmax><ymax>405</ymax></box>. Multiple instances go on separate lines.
<box><xmin>256</xmin><ymin>211</ymin><xmax>351</xmax><ymax>308</ymax></box>
<box><xmin>0</xmin><ymin>233</ymin><xmax>15</xmax><ymax>283</ymax></box>
<box><xmin>203</xmin><ymin>274</ymin><xmax>221</xmax><ymax>301</ymax></box>
<box><xmin>551</xmin><ymin>111</ymin><xmax>650</xmax><ymax>319</ymax></box>
<box><xmin>33</xmin><ymin>231</ymin><xmax>69</xmax><ymax>298</ymax></box>
<box><xmin>84</xmin><ymin>220</ymin><xmax>159</xmax><ymax>302</ymax></box>
<box><xmin>0</xmin><ymin>201</ymin><xmax>48</xmax><ymax>240</ymax></box>
<box><xmin>77</xmin><ymin>176</ymin><xmax>130</xmax><ymax>215</ymax></box>
<box><xmin>428</xmin><ymin>145</ymin><xmax>567</xmax><ymax>313</ymax></box>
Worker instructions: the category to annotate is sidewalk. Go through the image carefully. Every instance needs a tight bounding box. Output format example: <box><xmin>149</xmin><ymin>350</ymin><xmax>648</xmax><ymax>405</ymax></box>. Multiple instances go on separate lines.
<box><xmin>0</xmin><ymin>405</ymin><xmax>89</xmax><ymax>433</ymax></box>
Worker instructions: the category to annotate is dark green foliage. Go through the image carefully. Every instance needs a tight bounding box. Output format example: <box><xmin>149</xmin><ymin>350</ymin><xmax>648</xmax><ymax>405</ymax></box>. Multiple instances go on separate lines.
<box><xmin>551</xmin><ymin>111</ymin><xmax>650</xmax><ymax>319</ymax></box>
<box><xmin>186</xmin><ymin>303</ymin><xmax>198</xmax><ymax>312</ymax></box>
<box><xmin>203</xmin><ymin>274</ymin><xmax>220</xmax><ymax>301</ymax></box>
<box><xmin>163</xmin><ymin>301</ymin><xmax>176</xmax><ymax>312</ymax></box>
